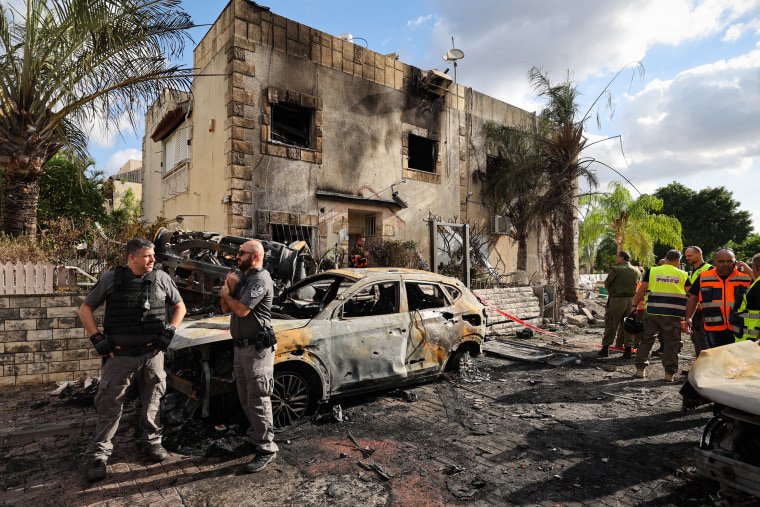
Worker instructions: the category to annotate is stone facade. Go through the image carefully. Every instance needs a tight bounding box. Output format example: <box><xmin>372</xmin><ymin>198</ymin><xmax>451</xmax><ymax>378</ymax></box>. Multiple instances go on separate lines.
<box><xmin>0</xmin><ymin>294</ymin><xmax>103</xmax><ymax>386</ymax></box>
<box><xmin>142</xmin><ymin>0</ymin><xmax>557</xmax><ymax>282</ymax></box>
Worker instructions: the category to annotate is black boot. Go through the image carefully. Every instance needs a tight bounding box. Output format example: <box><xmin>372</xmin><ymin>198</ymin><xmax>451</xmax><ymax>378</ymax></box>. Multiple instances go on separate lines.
<box><xmin>597</xmin><ymin>346</ymin><xmax>609</xmax><ymax>357</ymax></box>
<box><xmin>623</xmin><ymin>347</ymin><xmax>632</xmax><ymax>359</ymax></box>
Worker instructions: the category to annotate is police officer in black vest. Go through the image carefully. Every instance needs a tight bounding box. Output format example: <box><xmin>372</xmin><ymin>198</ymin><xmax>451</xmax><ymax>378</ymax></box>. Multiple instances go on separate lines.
<box><xmin>79</xmin><ymin>238</ymin><xmax>186</xmax><ymax>482</ymax></box>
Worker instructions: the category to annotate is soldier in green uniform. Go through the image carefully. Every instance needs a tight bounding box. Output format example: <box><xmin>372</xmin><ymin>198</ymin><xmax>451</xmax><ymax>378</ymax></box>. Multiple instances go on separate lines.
<box><xmin>599</xmin><ymin>250</ymin><xmax>640</xmax><ymax>358</ymax></box>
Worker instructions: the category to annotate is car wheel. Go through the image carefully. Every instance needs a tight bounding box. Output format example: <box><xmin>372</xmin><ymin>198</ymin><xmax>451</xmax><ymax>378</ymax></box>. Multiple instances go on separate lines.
<box><xmin>272</xmin><ymin>368</ymin><xmax>314</xmax><ymax>430</ymax></box>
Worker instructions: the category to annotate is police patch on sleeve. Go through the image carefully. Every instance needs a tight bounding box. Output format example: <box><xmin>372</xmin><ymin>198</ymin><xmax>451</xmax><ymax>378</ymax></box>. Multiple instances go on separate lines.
<box><xmin>250</xmin><ymin>284</ymin><xmax>265</xmax><ymax>299</ymax></box>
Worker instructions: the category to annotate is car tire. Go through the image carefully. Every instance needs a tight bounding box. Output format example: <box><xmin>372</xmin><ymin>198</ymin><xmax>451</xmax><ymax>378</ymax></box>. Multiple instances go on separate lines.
<box><xmin>272</xmin><ymin>368</ymin><xmax>316</xmax><ymax>430</ymax></box>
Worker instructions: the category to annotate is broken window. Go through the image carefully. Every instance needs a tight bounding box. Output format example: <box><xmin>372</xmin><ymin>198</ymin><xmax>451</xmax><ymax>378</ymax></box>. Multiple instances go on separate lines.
<box><xmin>341</xmin><ymin>282</ymin><xmax>399</xmax><ymax>318</ymax></box>
<box><xmin>271</xmin><ymin>103</ymin><xmax>312</xmax><ymax>148</ymax></box>
<box><xmin>273</xmin><ymin>274</ymin><xmax>354</xmax><ymax>320</ymax></box>
<box><xmin>271</xmin><ymin>223</ymin><xmax>317</xmax><ymax>251</ymax></box>
<box><xmin>405</xmin><ymin>282</ymin><xmax>449</xmax><ymax>311</ymax></box>
<box><xmin>408</xmin><ymin>134</ymin><xmax>437</xmax><ymax>173</ymax></box>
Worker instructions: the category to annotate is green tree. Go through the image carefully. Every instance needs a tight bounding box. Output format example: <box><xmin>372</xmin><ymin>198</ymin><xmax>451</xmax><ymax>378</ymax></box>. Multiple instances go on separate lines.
<box><xmin>109</xmin><ymin>186</ymin><xmax>142</xmax><ymax>229</ymax></box>
<box><xmin>528</xmin><ymin>68</ymin><xmax>598</xmax><ymax>304</ymax></box>
<box><xmin>581</xmin><ymin>181</ymin><xmax>682</xmax><ymax>265</ymax></box>
<box><xmin>726</xmin><ymin>234</ymin><xmax>760</xmax><ymax>263</ymax></box>
<box><xmin>0</xmin><ymin>0</ymin><xmax>193</xmax><ymax>238</ymax></box>
<box><xmin>37</xmin><ymin>153</ymin><xmax>109</xmax><ymax>226</ymax></box>
<box><xmin>654</xmin><ymin>182</ymin><xmax>753</xmax><ymax>258</ymax></box>
<box><xmin>474</xmin><ymin>122</ymin><xmax>545</xmax><ymax>271</ymax></box>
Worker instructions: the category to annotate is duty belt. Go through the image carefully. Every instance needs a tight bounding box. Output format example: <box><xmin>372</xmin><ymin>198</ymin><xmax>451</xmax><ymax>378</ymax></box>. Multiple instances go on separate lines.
<box><xmin>233</xmin><ymin>337</ymin><xmax>253</xmax><ymax>348</ymax></box>
<box><xmin>112</xmin><ymin>344</ymin><xmax>155</xmax><ymax>356</ymax></box>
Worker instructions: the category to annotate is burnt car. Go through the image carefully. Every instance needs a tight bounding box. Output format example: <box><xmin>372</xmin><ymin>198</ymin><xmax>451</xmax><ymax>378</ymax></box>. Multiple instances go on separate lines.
<box><xmin>683</xmin><ymin>339</ymin><xmax>760</xmax><ymax>500</ymax></box>
<box><xmin>167</xmin><ymin>268</ymin><xmax>487</xmax><ymax>428</ymax></box>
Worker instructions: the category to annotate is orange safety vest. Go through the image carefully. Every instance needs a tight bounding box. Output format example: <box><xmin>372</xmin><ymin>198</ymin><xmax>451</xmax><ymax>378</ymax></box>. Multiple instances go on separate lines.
<box><xmin>697</xmin><ymin>268</ymin><xmax>752</xmax><ymax>334</ymax></box>
<box><xmin>636</xmin><ymin>282</ymin><xmax>646</xmax><ymax>311</ymax></box>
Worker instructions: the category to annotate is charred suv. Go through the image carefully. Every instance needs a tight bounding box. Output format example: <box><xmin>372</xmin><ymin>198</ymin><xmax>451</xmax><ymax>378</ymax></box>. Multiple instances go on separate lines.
<box><xmin>167</xmin><ymin>268</ymin><xmax>488</xmax><ymax>428</ymax></box>
<box><xmin>682</xmin><ymin>339</ymin><xmax>760</xmax><ymax>500</ymax></box>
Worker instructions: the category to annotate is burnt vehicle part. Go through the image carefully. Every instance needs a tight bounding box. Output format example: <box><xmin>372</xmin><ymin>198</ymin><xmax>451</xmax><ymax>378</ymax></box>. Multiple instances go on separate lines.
<box><xmin>167</xmin><ymin>268</ymin><xmax>488</xmax><ymax>429</ymax></box>
<box><xmin>154</xmin><ymin>228</ymin><xmax>309</xmax><ymax>313</ymax></box>
<box><xmin>683</xmin><ymin>340</ymin><xmax>760</xmax><ymax>499</ymax></box>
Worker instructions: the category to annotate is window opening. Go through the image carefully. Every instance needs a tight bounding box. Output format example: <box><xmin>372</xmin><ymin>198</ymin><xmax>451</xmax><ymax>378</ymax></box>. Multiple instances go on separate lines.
<box><xmin>341</xmin><ymin>282</ymin><xmax>399</xmax><ymax>318</ymax></box>
<box><xmin>163</xmin><ymin>125</ymin><xmax>189</xmax><ymax>174</ymax></box>
<box><xmin>271</xmin><ymin>223</ymin><xmax>316</xmax><ymax>251</ymax></box>
<box><xmin>365</xmin><ymin>215</ymin><xmax>376</xmax><ymax>237</ymax></box>
<box><xmin>271</xmin><ymin>103</ymin><xmax>312</xmax><ymax>148</ymax></box>
<box><xmin>408</xmin><ymin>134</ymin><xmax>436</xmax><ymax>173</ymax></box>
<box><xmin>405</xmin><ymin>282</ymin><xmax>449</xmax><ymax>311</ymax></box>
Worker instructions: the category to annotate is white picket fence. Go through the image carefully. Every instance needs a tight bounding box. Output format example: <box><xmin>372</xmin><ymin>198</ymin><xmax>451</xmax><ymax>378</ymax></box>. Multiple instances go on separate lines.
<box><xmin>1</xmin><ymin>262</ymin><xmax>61</xmax><ymax>294</ymax></box>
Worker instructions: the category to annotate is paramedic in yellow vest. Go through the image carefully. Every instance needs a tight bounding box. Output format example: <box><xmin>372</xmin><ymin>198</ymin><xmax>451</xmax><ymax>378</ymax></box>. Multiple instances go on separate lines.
<box><xmin>684</xmin><ymin>246</ymin><xmax>712</xmax><ymax>356</ymax></box>
<box><xmin>734</xmin><ymin>253</ymin><xmax>760</xmax><ymax>342</ymax></box>
<box><xmin>685</xmin><ymin>248</ymin><xmax>751</xmax><ymax>348</ymax></box>
<box><xmin>632</xmin><ymin>249</ymin><xmax>687</xmax><ymax>382</ymax></box>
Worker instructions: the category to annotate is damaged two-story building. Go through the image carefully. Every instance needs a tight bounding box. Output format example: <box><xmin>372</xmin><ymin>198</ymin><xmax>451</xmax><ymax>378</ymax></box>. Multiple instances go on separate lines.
<box><xmin>142</xmin><ymin>0</ymin><xmax>554</xmax><ymax>281</ymax></box>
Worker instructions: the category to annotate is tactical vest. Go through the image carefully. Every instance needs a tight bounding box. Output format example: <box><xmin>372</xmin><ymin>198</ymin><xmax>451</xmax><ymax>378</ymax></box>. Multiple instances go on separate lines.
<box><xmin>697</xmin><ymin>268</ymin><xmax>751</xmax><ymax>335</ymax></box>
<box><xmin>645</xmin><ymin>264</ymin><xmax>688</xmax><ymax>318</ymax></box>
<box><xmin>735</xmin><ymin>277</ymin><xmax>760</xmax><ymax>341</ymax></box>
<box><xmin>103</xmin><ymin>266</ymin><xmax>166</xmax><ymax>337</ymax></box>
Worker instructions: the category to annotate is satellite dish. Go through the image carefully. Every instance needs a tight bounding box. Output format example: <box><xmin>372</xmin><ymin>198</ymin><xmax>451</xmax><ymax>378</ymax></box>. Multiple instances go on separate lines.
<box><xmin>443</xmin><ymin>48</ymin><xmax>465</xmax><ymax>61</ymax></box>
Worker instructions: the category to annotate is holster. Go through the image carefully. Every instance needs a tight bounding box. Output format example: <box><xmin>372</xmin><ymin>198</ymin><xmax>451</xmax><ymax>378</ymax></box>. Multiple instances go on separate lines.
<box><xmin>233</xmin><ymin>327</ymin><xmax>277</xmax><ymax>351</ymax></box>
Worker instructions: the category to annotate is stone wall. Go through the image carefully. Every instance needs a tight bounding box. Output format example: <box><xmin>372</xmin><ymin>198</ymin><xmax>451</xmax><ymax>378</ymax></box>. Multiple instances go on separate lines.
<box><xmin>475</xmin><ymin>287</ymin><xmax>542</xmax><ymax>334</ymax></box>
<box><xmin>1</xmin><ymin>287</ymin><xmax>540</xmax><ymax>386</ymax></box>
<box><xmin>0</xmin><ymin>293</ymin><xmax>103</xmax><ymax>387</ymax></box>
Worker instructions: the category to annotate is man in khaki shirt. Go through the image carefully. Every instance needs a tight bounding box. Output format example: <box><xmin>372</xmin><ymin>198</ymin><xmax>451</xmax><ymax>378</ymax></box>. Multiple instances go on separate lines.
<box><xmin>600</xmin><ymin>250</ymin><xmax>640</xmax><ymax>358</ymax></box>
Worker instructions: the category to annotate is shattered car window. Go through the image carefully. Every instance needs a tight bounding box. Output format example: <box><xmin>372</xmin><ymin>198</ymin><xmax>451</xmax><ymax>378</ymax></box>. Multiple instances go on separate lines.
<box><xmin>442</xmin><ymin>284</ymin><xmax>461</xmax><ymax>302</ymax></box>
<box><xmin>406</xmin><ymin>282</ymin><xmax>450</xmax><ymax>311</ymax></box>
<box><xmin>273</xmin><ymin>275</ymin><xmax>354</xmax><ymax>319</ymax></box>
<box><xmin>340</xmin><ymin>282</ymin><xmax>399</xmax><ymax>318</ymax></box>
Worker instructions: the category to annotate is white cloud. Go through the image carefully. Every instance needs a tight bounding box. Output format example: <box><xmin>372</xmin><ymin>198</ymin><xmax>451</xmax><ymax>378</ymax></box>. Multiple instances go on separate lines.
<box><xmin>105</xmin><ymin>149</ymin><xmax>142</xmax><ymax>176</ymax></box>
<box><xmin>407</xmin><ymin>14</ymin><xmax>433</xmax><ymax>27</ymax></box>
<box><xmin>425</xmin><ymin>0</ymin><xmax>760</xmax><ymax>108</ymax></box>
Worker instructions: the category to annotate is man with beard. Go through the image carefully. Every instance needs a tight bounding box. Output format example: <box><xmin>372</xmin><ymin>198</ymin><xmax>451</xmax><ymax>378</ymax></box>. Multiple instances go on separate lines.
<box><xmin>685</xmin><ymin>248</ymin><xmax>751</xmax><ymax>348</ymax></box>
<box><xmin>221</xmin><ymin>240</ymin><xmax>278</xmax><ymax>473</ymax></box>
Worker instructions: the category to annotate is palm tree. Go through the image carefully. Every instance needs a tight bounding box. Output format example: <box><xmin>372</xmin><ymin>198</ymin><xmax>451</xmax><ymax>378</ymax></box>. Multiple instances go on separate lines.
<box><xmin>528</xmin><ymin>68</ymin><xmax>598</xmax><ymax>303</ymax></box>
<box><xmin>474</xmin><ymin>121</ymin><xmax>545</xmax><ymax>271</ymax></box>
<box><xmin>581</xmin><ymin>181</ymin><xmax>682</xmax><ymax>265</ymax></box>
<box><xmin>0</xmin><ymin>0</ymin><xmax>194</xmax><ymax>237</ymax></box>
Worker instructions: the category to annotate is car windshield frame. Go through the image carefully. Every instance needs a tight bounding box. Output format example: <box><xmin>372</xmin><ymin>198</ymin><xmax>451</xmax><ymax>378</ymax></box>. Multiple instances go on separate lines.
<box><xmin>272</xmin><ymin>273</ymin><xmax>359</xmax><ymax>319</ymax></box>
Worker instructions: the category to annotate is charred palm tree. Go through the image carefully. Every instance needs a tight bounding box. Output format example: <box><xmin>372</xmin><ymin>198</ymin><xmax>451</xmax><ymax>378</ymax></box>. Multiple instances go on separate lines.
<box><xmin>0</xmin><ymin>0</ymin><xmax>194</xmax><ymax>237</ymax></box>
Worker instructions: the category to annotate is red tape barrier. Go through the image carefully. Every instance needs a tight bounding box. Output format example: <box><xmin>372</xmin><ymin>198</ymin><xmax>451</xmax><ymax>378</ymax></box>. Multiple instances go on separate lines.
<box><xmin>473</xmin><ymin>291</ymin><xmax>560</xmax><ymax>339</ymax></box>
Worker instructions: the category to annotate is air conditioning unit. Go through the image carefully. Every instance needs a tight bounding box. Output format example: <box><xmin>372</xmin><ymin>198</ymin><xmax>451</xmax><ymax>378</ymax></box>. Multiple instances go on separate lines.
<box><xmin>490</xmin><ymin>215</ymin><xmax>512</xmax><ymax>235</ymax></box>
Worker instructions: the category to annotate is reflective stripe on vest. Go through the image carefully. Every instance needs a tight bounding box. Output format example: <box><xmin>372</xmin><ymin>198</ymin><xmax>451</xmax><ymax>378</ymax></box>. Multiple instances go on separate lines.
<box><xmin>697</xmin><ymin>268</ymin><xmax>752</xmax><ymax>333</ymax></box>
<box><xmin>736</xmin><ymin>277</ymin><xmax>760</xmax><ymax>341</ymax></box>
<box><xmin>645</xmin><ymin>265</ymin><xmax>688</xmax><ymax>318</ymax></box>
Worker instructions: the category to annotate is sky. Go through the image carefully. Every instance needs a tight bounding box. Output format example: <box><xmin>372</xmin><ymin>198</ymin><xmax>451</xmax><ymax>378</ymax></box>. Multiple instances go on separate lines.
<box><xmin>85</xmin><ymin>0</ymin><xmax>760</xmax><ymax>233</ymax></box>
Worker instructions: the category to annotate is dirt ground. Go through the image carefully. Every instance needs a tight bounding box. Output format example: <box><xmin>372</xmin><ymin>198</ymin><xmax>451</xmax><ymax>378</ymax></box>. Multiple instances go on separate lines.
<box><xmin>159</xmin><ymin>326</ymin><xmax>722</xmax><ymax>506</ymax></box>
<box><xmin>1</xmin><ymin>327</ymin><xmax>736</xmax><ymax>506</ymax></box>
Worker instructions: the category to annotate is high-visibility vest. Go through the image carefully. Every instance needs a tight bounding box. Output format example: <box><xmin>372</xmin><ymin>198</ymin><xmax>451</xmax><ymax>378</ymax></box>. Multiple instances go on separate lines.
<box><xmin>697</xmin><ymin>268</ymin><xmax>752</xmax><ymax>334</ymax></box>
<box><xmin>645</xmin><ymin>264</ymin><xmax>688</xmax><ymax>318</ymax></box>
<box><xmin>636</xmin><ymin>282</ymin><xmax>646</xmax><ymax>311</ymax></box>
<box><xmin>736</xmin><ymin>277</ymin><xmax>760</xmax><ymax>341</ymax></box>
<box><xmin>689</xmin><ymin>262</ymin><xmax>712</xmax><ymax>285</ymax></box>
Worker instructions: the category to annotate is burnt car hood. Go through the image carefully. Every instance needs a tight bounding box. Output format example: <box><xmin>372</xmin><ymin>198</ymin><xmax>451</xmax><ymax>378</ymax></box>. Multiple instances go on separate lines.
<box><xmin>170</xmin><ymin>316</ymin><xmax>311</xmax><ymax>350</ymax></box>
<box><xmin>688</xmin><ymin>339</ymin><xmax>760</xmax><ymax>416</ymax></box>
